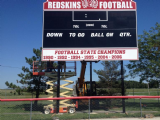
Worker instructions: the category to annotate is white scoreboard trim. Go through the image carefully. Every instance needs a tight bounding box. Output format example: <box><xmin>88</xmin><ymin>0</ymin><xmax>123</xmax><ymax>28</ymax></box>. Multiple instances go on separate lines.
<box><xmin>42</xmin><ymin>48</ymin><xmax>138</xmax><ymax>61</ymax></box>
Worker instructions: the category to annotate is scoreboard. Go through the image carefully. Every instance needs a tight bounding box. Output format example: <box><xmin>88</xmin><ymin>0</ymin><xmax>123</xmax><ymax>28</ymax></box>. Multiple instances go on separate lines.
<box><xmin>42</xmin><ymin>0</ymin><xmax>138</xmax><ymax>61</ymax></box>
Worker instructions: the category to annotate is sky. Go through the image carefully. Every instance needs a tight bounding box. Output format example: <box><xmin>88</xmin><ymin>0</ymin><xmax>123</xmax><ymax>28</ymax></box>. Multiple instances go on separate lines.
<box><xmin>0</xmin><ymin>0</ymin><xmax>160</xmax><ymax>89</ymax></box>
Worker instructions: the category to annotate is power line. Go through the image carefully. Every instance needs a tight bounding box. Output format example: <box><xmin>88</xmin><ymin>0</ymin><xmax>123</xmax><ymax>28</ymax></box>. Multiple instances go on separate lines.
<box><xmin>0</xmin><ymin>65</ymin><xmax>21</xmax><ymax>69</ymax></box>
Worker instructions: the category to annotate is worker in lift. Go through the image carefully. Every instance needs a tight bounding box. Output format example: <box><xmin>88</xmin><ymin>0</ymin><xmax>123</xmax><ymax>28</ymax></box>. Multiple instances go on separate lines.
<box><xmin>46</xmin><ymin>61</ymin><xmax>53</xmax><ymax>72</ymax></box>
<box><xmin>59</xmin><ymin>61</ymin><xmax>66</xmax><ymax>72</ymax></box>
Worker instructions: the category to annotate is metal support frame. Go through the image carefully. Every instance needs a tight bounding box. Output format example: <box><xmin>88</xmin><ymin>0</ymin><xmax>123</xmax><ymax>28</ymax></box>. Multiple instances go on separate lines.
<box><xmin>140</xmin><ymin>98</ymin><xmax>142</xmax><ymax>117</ymax></box>
<box><xmin>90</xmin><ymin>62</ymin><xmax>92</xmax><ymax>112</ymax></box>
<box><xmin>88</xmin><ymin>99</ymin><xmax>90</xmax><ymax>120</ymax></box>
<box><xmin>33</xmin><ymin>61</ymin><xmax>76</xmax><ymax>113</ymax></box>
<box><xmin>133</xmin><ymin>82</ymin><xmax>135</xmax><ymax>103</ymax></box>
<box><xmin>121</xmin><ymin>60</ymin><xmax>125</xmax><ymax>113</ymax></box>
<box><xmin>30</xmin><ymin>101</ymin><xmax>32</xmax><ymax>120</ymax></box>
<box><xmin>56</xmin><ymin>62</ymin><xmax>60</xmax><ymax>113</ymax></box>
<box><xmin>90</xmin><ymin>62</ymin><xmax>93</xmax><ymax>96</ymax></box>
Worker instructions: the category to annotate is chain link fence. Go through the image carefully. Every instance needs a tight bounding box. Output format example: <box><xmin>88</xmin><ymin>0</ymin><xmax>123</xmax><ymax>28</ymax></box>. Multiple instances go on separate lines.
<box><xmin>1</xmin><ymin>96</ymin><xmax>160</xmax><ymax>120</ymax></box>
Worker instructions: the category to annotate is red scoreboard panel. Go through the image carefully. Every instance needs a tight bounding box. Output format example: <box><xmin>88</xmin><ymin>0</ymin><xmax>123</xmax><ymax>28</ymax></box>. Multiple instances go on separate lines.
<box><xmin>42</xmin><ymin>0</ymin><xmax>138</xmax><ymax>61</ymax></box>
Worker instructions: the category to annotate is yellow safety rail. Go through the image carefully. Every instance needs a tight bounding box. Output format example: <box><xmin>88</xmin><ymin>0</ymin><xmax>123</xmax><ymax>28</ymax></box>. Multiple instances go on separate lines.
<box><xmin>60</xmin><ymin>78</ymin><xmax>74</xmax><ymax>106</ymax></box>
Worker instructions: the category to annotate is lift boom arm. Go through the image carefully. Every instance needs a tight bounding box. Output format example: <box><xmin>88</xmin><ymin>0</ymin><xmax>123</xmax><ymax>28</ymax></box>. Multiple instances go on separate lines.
<box><xmin>78</xmin><ymin>61</ymin><xmax>87</xmax><ymax>88</ymax></box>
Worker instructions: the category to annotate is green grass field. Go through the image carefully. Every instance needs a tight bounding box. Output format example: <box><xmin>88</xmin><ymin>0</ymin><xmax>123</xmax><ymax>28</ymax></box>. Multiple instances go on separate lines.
<box><xmin>2</xmin><ymin>112</ymin><xmax>160</xmax><ymax>120</ymax></box>
<box><xmin>1</xmin><ymin>88</ymin><xmax>160</xmax><ymax>119</ymax></box>
<box><xmin>126</xmin><ymin>88</ymin><xmax>160</xmax><ymax>96</ymax></box>
<box><xmin>1</xmin><ymin>88</ymin><xmax>159</xmax><ymax>99</ymax></box>
<box><xmin>1</xmin><ymin>99</ymin><xmax>160</xmax><ymax>120</ymax></box>
<box><xmin>126</xmin><ymin>88</ymin><xmax>159</xmax><ymax>92</ymax></box>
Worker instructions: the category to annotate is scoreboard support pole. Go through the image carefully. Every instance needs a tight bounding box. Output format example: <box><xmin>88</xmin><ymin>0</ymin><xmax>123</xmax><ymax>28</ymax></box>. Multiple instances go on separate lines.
<box><xmin>90</xmin><ymin>61</ymin><xmax>93</xmax><ymax>112</ymax></box>
<box><xmin>56</xmin><ymin>62</ymin><xmax>60</xmax><ymax>113</ymax></box>
<box><xmin>121</xmin><ymin>60</ymin><xmax>125</xmax><ymax>113</ymax></box>
<box><xmin>89</xmin><ymin>61</ymin><xmax>99</xmax><ymax>112</ymax></box>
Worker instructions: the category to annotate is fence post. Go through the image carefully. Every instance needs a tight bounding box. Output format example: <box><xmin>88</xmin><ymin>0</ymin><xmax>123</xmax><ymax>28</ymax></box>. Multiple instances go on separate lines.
<box><xmin>5</xmin><ymin>90</ymin><xmax>6</xmax><ymax>105</ymax></box>
<box><xmin>89</xmin><ymin>99</ymin><xmax>90</xmax><ymax>120</ymax></box>
<box><xmin>30</xmin><ymin>101</ymin><xmax>32</xmax><ymax>120</ymax></box>
<box><xmin>158</xmin><ymin>88</ymin><xmax>159</xmax><ymax>104</ymax></box>
<box><xmin>140</xmin><ymin>98</ymin><xmax>142</xmax><ymax>118</ymax></box>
